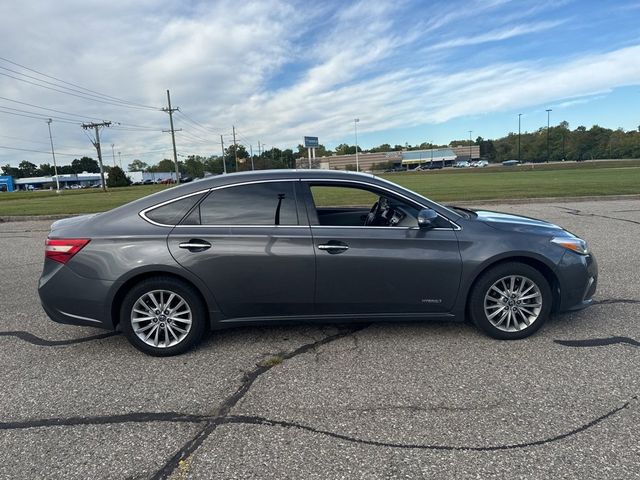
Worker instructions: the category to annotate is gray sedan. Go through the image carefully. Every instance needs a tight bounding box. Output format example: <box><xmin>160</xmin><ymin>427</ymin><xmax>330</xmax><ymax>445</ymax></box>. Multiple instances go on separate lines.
<box><xmin>39</xmin><ymin>170</ymin><xmax>597</xmax><ymax>355</ymax></box>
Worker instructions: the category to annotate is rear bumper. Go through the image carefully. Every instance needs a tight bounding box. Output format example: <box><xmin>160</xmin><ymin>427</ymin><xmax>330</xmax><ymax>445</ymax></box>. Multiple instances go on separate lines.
<box><xmin>38</xmin><ymin>261</ymin><xmax>114</xmax><ymax>330</ymax></box>
<box><xmin>557</xmin><ymin>251</ymin><xmax>598</xmax><ymax>312</ymax></box>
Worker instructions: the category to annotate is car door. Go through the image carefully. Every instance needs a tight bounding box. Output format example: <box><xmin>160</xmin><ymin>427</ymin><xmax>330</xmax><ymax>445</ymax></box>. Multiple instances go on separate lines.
<box><xmin>301</xmin><ymin>180</ymin><xmax>462</xmax><ymax>315</ymax></box>
<box><xmin>167</xmin><ymin>180</ymin><xmax>315</xmax><ymax>319</ymax></box>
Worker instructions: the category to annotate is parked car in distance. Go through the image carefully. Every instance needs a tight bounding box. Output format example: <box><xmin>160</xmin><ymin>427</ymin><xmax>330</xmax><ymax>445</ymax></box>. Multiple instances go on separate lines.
<box><xmin>454</xmin><ymin>160</ymin><xmax>470</xmax><ymax>168</ymax></box>
<box><xmin>471</xmin><ymin>160</ymin><xmax>489</xmax><ymax>168</ymax></box>
<box><xmin>39</xmin><ymin>170</ymin><xmax>597</xmax><ymax>356</ymax></box>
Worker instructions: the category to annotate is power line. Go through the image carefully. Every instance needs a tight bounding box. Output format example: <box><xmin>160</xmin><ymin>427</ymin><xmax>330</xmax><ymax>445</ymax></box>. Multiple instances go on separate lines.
<box><xmin>175</xmin><ymin>110</ymin><xmax>224</xmax><ymax>135</ymax></box>
<box><xmin>0</xmin><ymin>104</ymin><xmax>86</xmax><ymax>124</ymax></box>
<box><xmin>0</xmin><ymin>145</ymin><xmax>86</xmax><ymax>157</ymax></box>
<box><xmin>0</xmin><ymin>133</ymin><xmax>87</xmax><ymax>150</ymax></box>
<box><xmin>0</xmin><ymin>96</ymin><xmax>105</xmax><ymax>121</ymax></box>
<box><xmin>0</xmin><ymin>56</ymin><xmax>159</xmax><ymax>109</ymax></box>
<box><xmin>0</xmin><ymin>71</ymin><xmax>159</xmax><ymax>111</ymax></box>
<box><xmin>0</xmin><ymin>107</ymin><xmax>79</xmax><ymax>124</ymax></box>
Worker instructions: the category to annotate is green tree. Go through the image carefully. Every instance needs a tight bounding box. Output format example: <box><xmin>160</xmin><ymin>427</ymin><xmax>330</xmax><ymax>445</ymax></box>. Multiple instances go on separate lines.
<box><xmin>38</xmin><ymin>163</ymin><xmax>54</xmax><ymax>176</ymax></box>
<box><xmin>106</xmin><ymin>166</ymin><xmax>131</xmax><ymax>187</ymax></box>
<box><xmin>1</xmin><ymin>164</ymin><xmax>21</xmax><ymax>178</ymax></box>
<box><xmin>370</xmin><ymin>143</ymin><xmax>392</xmax><ymax>153</ymax></box>
<box><xmin>149</xmin><ymin>159</ymin><xmax>176</xmax><ymax>173</ymax></box>
<box><xmin>128</xmin><ymin>159</ymin><xmax>148</xmax><ymax>172</ymax></box>
<box><xmin>184</xmin><ymin>155</ymin><xmax>205</xmax><ymax>178</ymax></box>
<box><xmin>18</xmin><ymin>160</ymin><xmax>38</xmax><ymax>177</ymax></box>
<box><xmin>71</xmin><ymin>156</ymin><xmax>99</xmax><ymax>173</ymax></box>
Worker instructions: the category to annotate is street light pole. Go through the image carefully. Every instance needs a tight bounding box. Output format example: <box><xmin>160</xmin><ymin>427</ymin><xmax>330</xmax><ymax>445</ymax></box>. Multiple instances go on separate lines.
<box><xmin>46</xmin><ymin>119</ymin><xmax>61</xmax><ymax>193</ymax></box>
<box><xmin>546</xmin><ymin>108</ymin><xmax>552</xmax><ymax>162</ymax></box>
<box><xmin>111</xmin><ymin>144</ymin><xmax>117</xmax><ymax>168</ymax></box>
<box><xmin>518</xmin><ymin>113</ymin><xmax>522</xmax><ymax>162</ymax></box>
<box><xmin>354</xmin><ymin>118</ymin><xmax>360</xmax><ymax>172</ymax></box>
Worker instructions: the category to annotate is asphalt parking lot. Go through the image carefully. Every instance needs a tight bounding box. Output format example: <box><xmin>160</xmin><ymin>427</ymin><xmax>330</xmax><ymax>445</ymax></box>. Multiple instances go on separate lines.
<box><xmin>0</xmin><ymin>199</ymin><xmax>638</xmax><ymax>480</ymax></box>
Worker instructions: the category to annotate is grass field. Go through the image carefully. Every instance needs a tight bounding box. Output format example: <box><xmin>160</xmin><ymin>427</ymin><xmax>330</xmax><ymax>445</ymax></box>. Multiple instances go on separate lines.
<box><xmin>1</xmin><ymin>160</ymin><xmax>640</xmax><ymax>216</ymax></box>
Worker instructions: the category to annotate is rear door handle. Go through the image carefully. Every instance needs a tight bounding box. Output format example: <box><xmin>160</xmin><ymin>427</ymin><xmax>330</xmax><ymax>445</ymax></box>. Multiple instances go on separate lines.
<box><xmin>178</xmin><ymin>239</ymin><xmax>212</xmax><ymax>252</ymax></box>
<box><xmin>318</xmin><ymin>242</ymin><xmax>349</xmax><ymax>254</ymax></box>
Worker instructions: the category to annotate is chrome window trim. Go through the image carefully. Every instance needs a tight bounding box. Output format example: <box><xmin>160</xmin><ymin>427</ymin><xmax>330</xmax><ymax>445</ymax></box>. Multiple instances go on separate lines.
<box><xmin>139</xmin><ymin>177</ymin><xmax>461</xmax><ymax>231</ymax></box>
<box><xmin>304</xmin><ymin>178</ymin><xmax>462</xmax><ymax>231</ymax></box>
<box><xmin>139</xmin><ymin>189</ymin><xmax>212</xmax><ymax>228</ymax></box>
<box><xmin>139</xmin><ymin>180</ymin><xmax>301</xmax><ymax>228</ymax></box>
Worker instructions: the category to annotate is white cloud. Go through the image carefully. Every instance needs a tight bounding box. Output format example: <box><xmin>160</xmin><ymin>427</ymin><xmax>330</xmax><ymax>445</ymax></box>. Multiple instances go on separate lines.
<box><xmin>0</xmin><ymin>0</ymin><xmax>639</xmax><ymax>167</ymax></box>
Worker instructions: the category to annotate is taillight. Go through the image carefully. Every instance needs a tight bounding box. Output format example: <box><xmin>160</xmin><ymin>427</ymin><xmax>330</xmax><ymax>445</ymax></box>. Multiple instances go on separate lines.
<box><xmin>45</xmin><ymin>238</ymin><xmax>90</xmax><ymax>264</ymax></box>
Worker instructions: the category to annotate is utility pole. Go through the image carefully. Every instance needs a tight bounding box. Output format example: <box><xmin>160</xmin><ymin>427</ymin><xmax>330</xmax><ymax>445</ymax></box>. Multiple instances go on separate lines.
<box><xmin>249</xmin><ymin>144</ymin><xmax>255</xmax><ymax>170</ymax></box>
<box><xmin>46</xmin><ymin>119</ymin><xmax>61</xmax><ymax>193</ymax></box>
<box><xmin>518</xmin><ymin>113</ymin><xmax>522</xmax><ymax>163</ymax></box>
<box><xmin>354</xmin><ymin>118</ymin><xmax>360</xmax><ymax>172</ymax></box>
<box><xmin>81</xmin><ymin>121</ymin><xmax>111</xmax><ymax>191</ymax></box>
<box><xmin>162</xmin><ymin>90</ymin><xmax>181</xmax><ymax>184</ymax></box>
<box><xmin>111</xmin><ymin>144</ymin><xmax>117</xmax><ymax>168</ymax></box>
<box><xmin>220</xmin><ymin>134</ymin><xmax>227</xmax><ymax>174</ymax></box>
<box><xmin>232</xmin><ymin>125</ymin><xmax>238</xmax><ymax>171</ymax></box>
<box><xmin>117</xmin><ymin>151</ymin><xmax>122</xmax><ymax>170</ymax></box>
<box><xmin>546</xmin><ymin>108</ymin><xmax>552</xmax><ymax>162</ymax></box>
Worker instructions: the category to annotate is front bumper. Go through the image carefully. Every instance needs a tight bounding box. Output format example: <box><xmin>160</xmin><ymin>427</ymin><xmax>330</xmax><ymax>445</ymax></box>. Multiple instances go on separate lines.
<box><xmin>557</xmin><ymin>251</ymin><xmax>598</xmax><ymax>312</ymax></box>
<box><xmin>38</xmin><ymin>260</ymin><xmax>114</xmax><ymax>329</ymax></box>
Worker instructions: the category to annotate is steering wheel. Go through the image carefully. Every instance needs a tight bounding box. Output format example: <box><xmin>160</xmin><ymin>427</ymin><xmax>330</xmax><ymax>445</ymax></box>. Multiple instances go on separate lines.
<box><xmin>364</xmin><ymin>200</ymin><xmax>381</xmax><ymax>226</ymax></box>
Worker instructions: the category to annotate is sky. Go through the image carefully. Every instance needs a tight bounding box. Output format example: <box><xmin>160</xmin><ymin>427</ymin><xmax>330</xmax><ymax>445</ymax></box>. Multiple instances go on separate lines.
<box><xmin>1</xmin><ymin>0</ymin><xmax>639</xmax><ymax>168</ymax></box>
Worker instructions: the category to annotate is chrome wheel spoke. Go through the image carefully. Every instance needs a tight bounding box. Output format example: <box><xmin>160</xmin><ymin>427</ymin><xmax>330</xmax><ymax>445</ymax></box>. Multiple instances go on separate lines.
<box><xmin>487</xmin><ymin>306</ymin><xmax>506</xmax><ymax>320</ymax></box>
<box><xmin>135</xmin><ymin>323</ymin><xmax>155</xmax><ymax>334</ymax></box>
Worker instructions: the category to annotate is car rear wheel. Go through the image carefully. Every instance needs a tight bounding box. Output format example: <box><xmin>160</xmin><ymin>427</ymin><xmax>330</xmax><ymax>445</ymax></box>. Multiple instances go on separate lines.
<box><xmin>469</xmin><ymin>262</ymin><xmax>551</xmax><ymax>340</ymax></box>
<box><xmin>120</xmin><ymin>277</ymin><xmax>207</xmax><ymax>356</ymax></box>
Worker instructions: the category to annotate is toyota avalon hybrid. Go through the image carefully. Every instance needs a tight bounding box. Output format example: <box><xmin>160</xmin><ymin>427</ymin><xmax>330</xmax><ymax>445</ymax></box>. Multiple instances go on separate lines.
<box><xmin>39</xmin><ymin>170</ymin><xmax>597</xmax><ymax>356</ymax></box>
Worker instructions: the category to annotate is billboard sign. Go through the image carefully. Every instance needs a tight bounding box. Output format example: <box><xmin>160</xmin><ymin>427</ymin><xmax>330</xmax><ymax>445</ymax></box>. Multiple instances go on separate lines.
<box><xmin>304</xmin><ymin>136</ymin><xmax>319</xmax><ymax>148</ymax></box>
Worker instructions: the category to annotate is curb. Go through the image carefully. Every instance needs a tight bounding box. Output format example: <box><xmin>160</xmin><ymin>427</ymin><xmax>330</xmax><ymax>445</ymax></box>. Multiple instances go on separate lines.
<box><xmin>2</xmin><ymin>194</ymin><xmax>640</xmax><ymax>223</ymax></box>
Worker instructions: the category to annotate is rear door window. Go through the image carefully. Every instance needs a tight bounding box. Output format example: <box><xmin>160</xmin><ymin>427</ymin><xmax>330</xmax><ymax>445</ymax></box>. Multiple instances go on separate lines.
<box><xmin>197</xmin><ymin>181</ymin><xmax>298</xmax><ymax>225</ymax></box>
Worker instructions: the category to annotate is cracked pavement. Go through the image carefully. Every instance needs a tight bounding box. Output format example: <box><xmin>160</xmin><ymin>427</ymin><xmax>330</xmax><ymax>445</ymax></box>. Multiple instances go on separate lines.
<box><xmin>0</xmin><ymin>199</ymin><xmax>638</xmax><ymax>479</ymax></box>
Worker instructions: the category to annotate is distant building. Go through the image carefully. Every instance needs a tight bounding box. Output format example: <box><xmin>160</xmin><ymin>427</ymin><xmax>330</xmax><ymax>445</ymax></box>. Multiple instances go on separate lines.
<box><xmin>127</xmin><ymin>171</ymin><xmax>177</xmax><ymax>184</ymax></box>
<box><xmin>296</xmin><ymin>146</ymin><xmax>479</xmax><ymax>171</ymax></box>
<box><xmin>401</xmin><ymin>149</ymin><xmax>457</xmax><ymax>167</ymax></box>
<box><xmin>0</xmin><ymin>175</ymin><xmax>15</xmax><ymax>192</ymax></box>
<box><xmin>14</xmin><ymin>173</ymin><xmax>105</xmax><ymax>190</ymax></box>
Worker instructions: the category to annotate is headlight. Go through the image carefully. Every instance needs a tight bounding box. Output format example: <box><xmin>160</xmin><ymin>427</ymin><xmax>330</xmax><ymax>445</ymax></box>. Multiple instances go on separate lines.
<box><xmin>551</xmin><ymin>237</ymin><xmax>589</xmax><ymax>255</ymax></box>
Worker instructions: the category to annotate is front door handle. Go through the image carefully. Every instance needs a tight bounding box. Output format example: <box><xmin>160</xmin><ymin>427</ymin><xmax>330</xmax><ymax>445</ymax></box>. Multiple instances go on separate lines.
<box><xmin>178</xmin><ymin>239</ymin><xmax>212</xmax><ymax>252</ymax></box>
<box><xmin>318</xmin><ymin>242</ymin><xmax>349</xmax><ymax>254</ymax></box>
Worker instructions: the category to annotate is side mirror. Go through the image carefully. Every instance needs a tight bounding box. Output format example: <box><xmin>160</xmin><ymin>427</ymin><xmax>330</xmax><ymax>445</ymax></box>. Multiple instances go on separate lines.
<box><xmin>417</xmin><ymin>209</ymin><xmax>438</xmax><ymax>229</ymax></box>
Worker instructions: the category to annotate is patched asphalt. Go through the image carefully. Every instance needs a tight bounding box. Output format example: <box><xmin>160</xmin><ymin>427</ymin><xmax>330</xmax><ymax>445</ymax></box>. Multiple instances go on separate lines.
<box><xmin>0</xmin><ymin>200</ymin><xmax>638</xmax><ymax>479</ymax></box>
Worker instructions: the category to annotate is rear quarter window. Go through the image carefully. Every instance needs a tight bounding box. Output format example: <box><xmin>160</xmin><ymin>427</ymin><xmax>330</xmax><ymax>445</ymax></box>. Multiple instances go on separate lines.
<box><xmin>143</xmin><ymin>193</ymin><xmax>204</xmax><ymax>226</ymax></box>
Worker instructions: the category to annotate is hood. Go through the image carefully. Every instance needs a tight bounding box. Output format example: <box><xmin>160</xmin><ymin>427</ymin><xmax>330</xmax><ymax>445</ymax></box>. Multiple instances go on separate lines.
<box><xmin>472</xmin><ymin>209</ymin><xmax>566</xmax><ymax>235</ymax></box>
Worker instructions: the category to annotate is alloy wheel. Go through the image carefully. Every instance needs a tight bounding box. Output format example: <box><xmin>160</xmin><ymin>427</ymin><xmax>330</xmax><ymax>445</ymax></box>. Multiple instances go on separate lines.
<box><xmin>131</xmin><ymin>290</ymin><xmax>192</xmax><ymax>348</ymax></box>
<box><xmin>483</xmin><ymin>275</ymin><xmax>542</xmax><ymax>332</ymax></box>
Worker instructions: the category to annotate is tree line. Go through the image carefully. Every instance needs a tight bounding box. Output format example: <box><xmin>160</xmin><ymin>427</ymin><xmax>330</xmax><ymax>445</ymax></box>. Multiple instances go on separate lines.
<box><xmin>3</xmin><ymin>122</ymin><xmax>639</xmax><ymax>181</ymax></box>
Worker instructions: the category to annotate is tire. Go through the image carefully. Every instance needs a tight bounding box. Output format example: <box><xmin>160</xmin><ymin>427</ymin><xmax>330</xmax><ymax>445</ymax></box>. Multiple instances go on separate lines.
<box><xmin>120</xmin><ymin>276</ymin><xmax>207</xmax><ymax>356</ymax></box>
<box><xmin>468</xmin><ymin>262</ymin><xmax>552</xmax><ymax>340</ymax></box>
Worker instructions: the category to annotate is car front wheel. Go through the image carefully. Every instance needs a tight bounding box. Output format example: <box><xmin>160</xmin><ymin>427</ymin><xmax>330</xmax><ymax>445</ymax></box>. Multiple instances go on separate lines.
<box><xmin>120</xmin><ymin>277</ymin><xmax>207</xmax><ymax>356</ymax></box>
<box><xmin>469</xmin><ymin>262</ymin><xmax>552</xmax><ymax>340</ymax></box>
